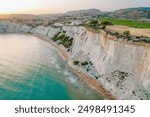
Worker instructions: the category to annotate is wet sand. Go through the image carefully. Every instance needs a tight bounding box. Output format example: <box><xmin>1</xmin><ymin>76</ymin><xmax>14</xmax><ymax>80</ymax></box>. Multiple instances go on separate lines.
<box><xmin>28</xmin><ymin>33</ymin><xmax>116</xmax><ymax>100</ymax></box>
<box><xmin>30</xmin><ymin>34</ymin><xmax>69</xmax><ymax>60</ymax></box>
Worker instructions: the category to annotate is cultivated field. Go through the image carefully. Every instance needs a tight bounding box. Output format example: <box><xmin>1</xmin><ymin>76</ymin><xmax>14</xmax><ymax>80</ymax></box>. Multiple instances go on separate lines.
<box><xmin>101</xmin><ymin>18</ymin><xmax>150</xmax><ymax>28</ymax></box>
<box><xmin>107</xmin><ymin>25</ymin><xmax>150</xmax><ymax>38</ymax></box>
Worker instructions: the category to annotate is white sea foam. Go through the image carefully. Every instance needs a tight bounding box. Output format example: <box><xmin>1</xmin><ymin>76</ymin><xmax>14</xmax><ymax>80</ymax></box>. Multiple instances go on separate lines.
<box><xmin>68</xmin><ymin>76</ymin><xmax>77</xmax><ymax>84</ymax></box>
<box><xmin>55</xmin><ymin>64</ymin><xmax>61</xmax><ymax>69</ymax></box>
<box><xmin>57</xmin><ymin>70</ymin><xmax>61</xmax><ymax>73</ymax></box>
<box><xmin>63</xmin><ymin>71</ymin><xmax>71</xmax><ymax>76</ymax></box>
<box><xmin>50</xmin><ymin>57</ymin><xmax>57</xmax><ymax>64</ymax></box>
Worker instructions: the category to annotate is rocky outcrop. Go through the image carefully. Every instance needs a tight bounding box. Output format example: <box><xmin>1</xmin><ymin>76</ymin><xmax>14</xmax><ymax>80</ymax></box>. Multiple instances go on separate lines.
<box><xmin>62</xmin><ymin>26</ymin><xmax>150</xmax><ymax>99</ymax></box>
<box><xmin>0</xmin><ymin>21</ymin><xmax>150</xmax><ymax>99</ymax></box>
<box><xmin>0</xmin><ymin>21</ymin><xmax>60</xmax><ymax>38</ymax></box>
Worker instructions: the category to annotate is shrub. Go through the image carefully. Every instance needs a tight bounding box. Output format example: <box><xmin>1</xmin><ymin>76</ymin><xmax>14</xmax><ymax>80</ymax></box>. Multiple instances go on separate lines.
<box><xmin>89</xmin><ymin>61</ymin><xmax>93</xmax><ymax>65</ymax></box>
<box><xmin>140</xmin><ymin>35</ymin><xmax>148</xmax><ymax>38</ymax></box>
<box><xmin>123</xmin><ymin>30</ymin><xmax>130</xmax><ymax>36</ymax></box>
<box><xmin>85</xmin><ymin>19</ymin><xmax>112</xmax><ymax>30</ymax></box>
<box><xmin>86</xmin><ymin>19</ymin><xmax>100</xmax><ymax>29</ymax></box>
<box><xmin>101</xmin><ymin>25</ymin><xmax>106</xmax><ymax>29</ymax></box>
<box><xmin>73</xmin><ymin>60</ymin><xmax>80</xmax><ymax>65</ymax></box>
<box><xmin>144</xmin><ymin>38</ymin><xmax>150</xmax><ymax>43</ymax></box>
<box><xmin>57</xmin><ymin>32</ymin><xmax>65</xmax><ymax>38</ymax></box>
<box><xmin>81</xmin><ymin>61</ymin><xmax>88</xmax><ymax>66</ymax></box>
<box><xmin>101</xmin><ymin>21</ymin><xmax>113</xmax><ymax>25</ymax></box>
<box><xmin>52</xmin><ymin>31</ymin><xmax>73</xmax><ymax>48</ymax></box>
<box><xmin>62</xmin><ymin>30</ymin><xmax>66</xmax><ymax>33</ymax></box>
<box><xmin>52</xmin><ymin>32</ymin><xmax>61</xmax><ymax>41</ymax></box>
<box><xmin>90</xmin><ymin>20</ymin><xmax>99</xmax><ymax>24</ymax></box>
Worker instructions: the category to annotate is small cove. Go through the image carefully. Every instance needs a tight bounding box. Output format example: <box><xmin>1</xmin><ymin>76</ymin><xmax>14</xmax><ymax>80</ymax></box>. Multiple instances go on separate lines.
<box><xmin>0</xmin><ymin>34</ymin><xmax>104</xmax><ymax>100</ymax></box>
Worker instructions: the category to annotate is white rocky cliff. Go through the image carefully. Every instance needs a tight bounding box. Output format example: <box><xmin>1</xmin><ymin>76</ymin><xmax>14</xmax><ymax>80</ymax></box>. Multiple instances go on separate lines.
<box><xmin>0</xmin><ymin>21</ymin><xmax>150</xmax><ymax>99</ymax></box>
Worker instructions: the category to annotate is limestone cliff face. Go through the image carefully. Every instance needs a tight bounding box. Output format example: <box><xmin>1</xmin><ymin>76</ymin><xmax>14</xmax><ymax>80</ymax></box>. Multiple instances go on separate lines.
<box><xmin>0</xmin><ymin>21</ymin><xmax>150</xmax><ymax>99</ymax></box>
<box><xmin>62</xmin><ymin>26</ymin><xmax>150</xmax><ymax>99</ymax></box>
<box><xmin>63</xmin><ymin>26</ymin><xmax>150</xmax><ymax>83</ymax></box>
<box><xmin>0</xmin><ymin>21</ymin><xmax>31</xmax><ymax>33</ymax></box>
<box><xmin>0</xmin><ymin>21</ymin><xmax>60</xmax><ymax>38</ymax></box>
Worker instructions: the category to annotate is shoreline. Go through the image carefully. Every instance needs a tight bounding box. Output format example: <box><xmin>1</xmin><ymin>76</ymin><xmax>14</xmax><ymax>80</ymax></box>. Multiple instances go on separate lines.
<box><xmin>28</xmin><ymin>33</ymin><xmax>116</xmax><ymax>100</ymax></box>
<box><xmin>69</xmin><ymin>63</ymin><xmax>116</xmax><ymax>100</ymax></box>
<box><xmin>27</xmin><ymin>33</ymin><xmax>69</xmax><ymax>60</ymax></box>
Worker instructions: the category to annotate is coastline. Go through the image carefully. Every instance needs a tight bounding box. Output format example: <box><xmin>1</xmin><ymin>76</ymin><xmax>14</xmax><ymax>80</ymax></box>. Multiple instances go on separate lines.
<box><xmin>28</xmin><ymin>33</ymin><xmax>116</xmax><ymax>100</ymax></box>
<box><xmin>28</xmin><ymin>33</ymin><xmax>69</xmax><ymax>60</ymax></box>
<box><xmin>69</xmin><ymin>63</ymin><xmax>116</xmax><ymax>100</ymax></box>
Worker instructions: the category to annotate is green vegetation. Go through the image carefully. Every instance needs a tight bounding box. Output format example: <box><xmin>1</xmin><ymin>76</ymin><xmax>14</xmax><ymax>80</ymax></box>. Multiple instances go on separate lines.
<box><xmin>101</xmin><ymin>21</ymin><xmax>113</xmax><ymax>25</ymax></box>
<box><xmin>52</xmin><ymin>31</ymin><xmax>73</xmax><ymax>48</ymax></box>
<box><xmin>81</xmin><ymin>61</ymin><xmax>89</xmax><ymax>66</ymax></box>
<box><xmin>73</xmin><ymin>60</ymin><xmax>80</xmax><ymax>65</ymax></box>
<box><xmin>141</xmin><ymin>38</ymin><xmax>150</xmax><ymax>43</ymax></box>
<box><xmin>84</xmin><ymin>19</ymin><xmax>112</xmax><ymax>30</ymax></box>
<box><xmin>123</xmin><ymin>30</ymin><xmax>130</xmax><ymax>36</ymax></box>
<box><xmin>140</xmin><ymin>35</ymin><xmax>148</xmax><ymax>38</ymax></box>
<box><xmin>101</xmin><ymin>18</ymin><xmax>150</xmax><ymax>28</ymax></box>
<box><xmin>89</xmin><ymin>61</ymin><xmax>93</xmax><ymax>65</ymax></box>
<box><xmin>85</xmin><ymin>19</ymin><xmax>101</xmax><ymax>29</ymax></box>
<box><xmin>73</xmin><ymin>60</ymin><xmax>92</xmax><ymax>66</ymax></box>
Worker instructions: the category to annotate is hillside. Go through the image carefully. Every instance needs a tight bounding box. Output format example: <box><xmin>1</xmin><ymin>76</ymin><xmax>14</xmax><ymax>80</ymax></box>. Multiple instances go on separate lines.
<box><xmin>65</xmin><ymin>9</ymin><xmax>102</xmax><ymax>17</ymax></box>
<box><xmin>110</xmin><ymin>7</ymin><xmax>150</xmax><ymax>20</ymax></box>
<box><xmin>39</xmin><ymin>9</ymin><xmax>102</xmax><ymax>20</ymax></box>
<box><xmin>39</xmin><ymin>7</ymin><xmax>150</xmax><ymax>21</ymax></box>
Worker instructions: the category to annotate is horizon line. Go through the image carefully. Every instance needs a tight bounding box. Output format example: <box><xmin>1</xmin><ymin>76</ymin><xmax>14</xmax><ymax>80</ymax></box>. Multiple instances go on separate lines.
<box><xmin>0</xmin><ymin>6</ymin><xmax>149</xmax><ymax>15</ymax></box>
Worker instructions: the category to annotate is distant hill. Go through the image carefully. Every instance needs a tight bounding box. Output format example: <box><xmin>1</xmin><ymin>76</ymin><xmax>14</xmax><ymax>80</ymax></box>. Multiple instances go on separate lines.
<box><xmin>40</xmin><ymin>9</ymin><xmax>102</xmax><ymax>20</ymax></box>
<box><xmin>40</xmin><ymin>7</ymin><xmax>150</xmax><ymax>20</ymax></box>
<box><xmin>0</xmin><ymin>7</ymin><xmax>150</xmax><ymax>21</ymax></box>
<box><xmin>65</xmin><ymin>9</ymin><xmax>102</xmax><ymax>17</ymax></box>
<box><xmin>0</xmin><ymin>14</ymin><xmax>40</xmax><ymax>20</ymax></box>
<box><xmin>110</xmin><ymin>7</ymin><xmax>150</xmax><ymax>19</ymax></box>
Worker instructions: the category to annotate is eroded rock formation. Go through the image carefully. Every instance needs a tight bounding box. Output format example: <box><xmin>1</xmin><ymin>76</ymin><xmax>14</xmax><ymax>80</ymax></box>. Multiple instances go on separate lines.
<box><xmin>0</xmin><ymin>21</ymin><xmax>149</xmax><ymax>99</ymax></box>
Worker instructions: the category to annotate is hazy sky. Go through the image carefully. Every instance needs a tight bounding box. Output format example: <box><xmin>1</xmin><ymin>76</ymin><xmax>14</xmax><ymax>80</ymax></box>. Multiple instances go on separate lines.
<box><xmin>0</xmin><ymin>0</ymin><xmax>150</xmax><ymax>14</ymax></box>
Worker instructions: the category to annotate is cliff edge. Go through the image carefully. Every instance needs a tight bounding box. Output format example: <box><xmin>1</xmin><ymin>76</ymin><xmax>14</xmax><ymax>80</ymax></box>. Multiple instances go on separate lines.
<box><xmin>0</xmin><ymin>21</ymin><xmax>150</xmax><ymax>99</ymax></box>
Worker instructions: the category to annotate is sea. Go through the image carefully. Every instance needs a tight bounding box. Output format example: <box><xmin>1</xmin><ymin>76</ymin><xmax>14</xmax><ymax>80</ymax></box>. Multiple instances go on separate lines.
<box><xmin>0</xmin><ymin>34</ymin><xmax>103</xmax><ymax>100</ymax></box>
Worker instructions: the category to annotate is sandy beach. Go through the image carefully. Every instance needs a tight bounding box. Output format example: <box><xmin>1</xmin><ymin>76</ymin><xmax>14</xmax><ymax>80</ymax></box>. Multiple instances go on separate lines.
<box><xmin>68</xmin><ymin>64</ymin><xmax>116</xmax><ymax>100</ymax></box>
<box><xmin>28</xmin><ymin>33</ymin><xmax>116</xmax><ymax>100</ymax></box>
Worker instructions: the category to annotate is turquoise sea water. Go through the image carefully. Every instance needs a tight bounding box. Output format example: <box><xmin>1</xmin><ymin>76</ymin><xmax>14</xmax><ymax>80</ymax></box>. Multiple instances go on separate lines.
<box><xmin>0</xmin><ymin>34</ymin><xmax>103</xmax><ymax>100</ymax></box>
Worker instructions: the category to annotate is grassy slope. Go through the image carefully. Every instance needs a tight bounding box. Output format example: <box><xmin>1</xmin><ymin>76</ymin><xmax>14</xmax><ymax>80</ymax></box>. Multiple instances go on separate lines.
<box><xmin>101</xmin><ymin>18</ymin><xmax>150</xmax><ymax>28</ymax></box>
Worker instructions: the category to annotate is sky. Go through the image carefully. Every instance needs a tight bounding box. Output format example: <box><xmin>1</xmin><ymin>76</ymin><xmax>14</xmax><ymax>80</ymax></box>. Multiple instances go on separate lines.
<box><xmin>0</xmin><ymin>0</ymin><xmax>150</xmax><ymax>14</ymax></box>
